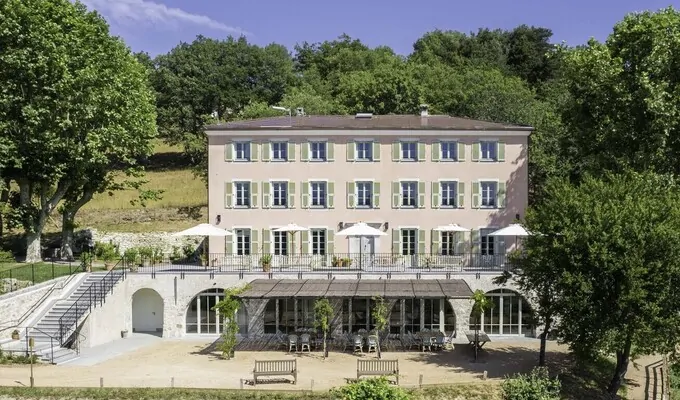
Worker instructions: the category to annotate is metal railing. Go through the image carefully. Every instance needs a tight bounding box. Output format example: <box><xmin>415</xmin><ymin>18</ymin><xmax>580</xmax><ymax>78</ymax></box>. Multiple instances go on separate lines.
<box><xmin>24</xmin><ymin>326</ymin><xmax>55</xmax><ymax>364</ymax></box>
<box><xmin>57</xmin><ymin>259</ymin><xmax>126</xmax><ymax>346</ymax></box>
<box><xmin>121</xmin><ymin>252</ymin><xmax>510</xmax><ymax>275</ymax></box>
<box><xmin>0</xmin><ymin>261</ymin><xmax>80</xmax><ymax>294</ymax></box>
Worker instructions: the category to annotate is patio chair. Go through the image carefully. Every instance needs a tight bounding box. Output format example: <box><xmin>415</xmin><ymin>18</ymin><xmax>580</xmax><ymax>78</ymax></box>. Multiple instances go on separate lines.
<box><xmin>300</xmin><ymin>334</ymin><xmax>311</xmax><ymax>353</ymax></box>
<box><xmin>442</xmin><ymin>331</ymin><xmax>455</xmax><ymax>350</ymax></box>
<box><xmin>352</xmin><ymin>335</ymin><xmax>364</xmax><ymax>354</ymax></box>
<box><xmin>367</xmin><ymin>335</ymin><xmax>378</xmax><ymax>353</ymax></box>
<box><xmin>275</xmin><ymin>331</ymin><xmax>288</xmax><ymax>350</ymax></box>
<box><xmin>421</xmin><ymin>336</ymin><xmax>435</xmax><ymax>352</ymax></box>
<box><xmin>288</xmin><ymin>334</ymin><xmax>298</xmax><ymax>352</ymax></box>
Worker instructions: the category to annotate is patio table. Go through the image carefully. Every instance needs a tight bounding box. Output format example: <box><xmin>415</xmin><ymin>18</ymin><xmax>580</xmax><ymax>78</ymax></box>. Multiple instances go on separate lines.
<box><xmin>466</xmin><ymin>332</ymin><xmax>491</xmax><ymax>350</ymax></box>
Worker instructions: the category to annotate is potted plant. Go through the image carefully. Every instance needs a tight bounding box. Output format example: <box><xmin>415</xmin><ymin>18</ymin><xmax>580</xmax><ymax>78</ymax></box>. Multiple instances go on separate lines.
<box><xmin>80</xmin><ymin>251</ymin><xmax>93</xmax><ymax>272</ymax></box>
<box><xmin>123</xmin><ymin>248</ymin><xmax>139</xmax><ymax>271</ymax></box>
<box><xmin>152</xmin><ymin>247</ymin><xmax>164</xmax><ymax>265</ymax></box>
<box><xmin>138</xmin><ymin>246</ymin><xmax>153</xmax><ymax>267</ymax></box>
<box><xmin>260</xmin><ymin>254</ymin><xmax>272</xmax><ymax>272</ymax></box>
<box><xmin>11</xmin><ymin>329</ymin><xmax>19</xmax><ymax>340</ymax></box>
<box><xmin>332</xmin><ymin>256</ymin><xmax>341</xmax><ymax>268</ymax></box>
<box><xmin>341</xmin><ymin>257</ymin><xmax>352</xmax><ymax>268</ymax></box>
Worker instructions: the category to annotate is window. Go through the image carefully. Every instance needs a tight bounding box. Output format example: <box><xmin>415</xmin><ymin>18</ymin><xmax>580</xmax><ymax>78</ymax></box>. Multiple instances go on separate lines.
<box><xmin>480</xmin><ymin>181</ymin><xmax>497</xmax><ymax>208</ymax></box>
<box><xmin>234</xmin><ymin>182</ymin><xmax>250</xmax><ymax>207</ymax></box>
<box><xmin>468</xmin><ymin>289</ymin><xmax>534</xmax><ymax>336</ymax></box>
<box><xmin>440</xmin><ymin>181</ymin><xmax>457</xmax><ymax>207</ymax></box>
<box><xmin>310</xmin><ymin>181</ymin><xmax>327</xmax><ymax>208</ymax></box>
<box><xmin>272</xmin><ymin>182</ymin><xmax>288</xmax><ymax>207</ymax></box>
<box><xmin>480</xmin><ymin>228</ymin><xmax>495</xmax><ymax>255</ymax></box>
<box><xmin>356</xmin><ymin>141</ymin><xmax>373</xmax><ymax>161</ymax></box>
<box><xmin>401</xmin><ymin>142</ymin><xmax>417</xmax><ymax>161</ymax></box>
<box><xmin>441</xmin><ymin>232</ymin><xmax>458</xmax><ymax>255</ymax></box>
<box><xmin>441</xmin><ymin>142</ymin><xmax>457</xmax><ymax>161</ymax></box>
<box><xmin>401</xmin><ymin>182</ymin><xmax>417</xmax><ymax>207</ymax></box>
<box><xmin>480</xmin><ymin>141</ymin><xmax>497</xmax><ymax>161</ymax></box>
<box><xmin>272</xmin><ymin>142</ymin><xmax>288</xmax><ymax>161</ymax></box>
<box><xmin>423</xmin><ymin>299</ymin><xmax>441</xmax><ymax>331</ymax></box>
<box><xmin>310</xmin><ymin>142</ymin><xmax>326</xmax><ymax>161</ymax></box>
<box><xmin>401</xmin><ymin>228</ymin><xmax>417</xmax><ymax>255</ymax></box>
<box><xmin>404</xmin><ymin>299</ymin><xmax>421</xmax><ymax>333</ymax></box>
<box><xmin>310</xmin><ymin>229</ymin><xmax>326</xmax><ymax>255</ymax></box>
<box><xmin>235</xmin><ymin>142</ymin><xmax>250</xmax><ymax>161</ymax></box>
<box><xmin>235</xmin><ymin>229</ymin><xmax>251</xmax><ymax>255</ymax></box>
<box><xmin>273</xmin><ymin>231</ymin><xmax>288</xmax><ymax>255</ymax></box>
<box><xmin>356</xmin><ymin>181</ymin><xmax>373</xmax><ymax>208</ymax></box>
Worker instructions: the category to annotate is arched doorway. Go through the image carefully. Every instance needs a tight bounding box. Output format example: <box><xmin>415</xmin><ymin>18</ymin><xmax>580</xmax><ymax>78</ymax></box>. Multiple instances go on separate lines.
<box><xmin>185</xmin><ymin>288</ymin><xmax>248</xmax><ymax>335</ymax></box>
<box><xmin>468</xmin><ymin>289</ymin><xmax>534</xmax><ymax>336</ymax></box>
<box><xmin>131</xmin><ymin>288</ymin><xmax>164</xmax><ymax>334</ymax></box>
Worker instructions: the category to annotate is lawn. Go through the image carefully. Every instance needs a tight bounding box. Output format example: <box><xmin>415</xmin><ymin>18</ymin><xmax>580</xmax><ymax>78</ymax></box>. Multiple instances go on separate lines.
<box><xmin>672</xmin><ymin>361</ymin><xmax>679</xmax><ymax>400</ymax></box>
<box><xmin>0</xmin><ymin>261</ymin><xmax>82</xmax><ymax>284</ymax></box>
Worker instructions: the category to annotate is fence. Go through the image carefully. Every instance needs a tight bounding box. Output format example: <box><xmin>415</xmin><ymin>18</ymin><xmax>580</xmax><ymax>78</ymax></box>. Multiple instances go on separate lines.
<box><xmin>0</xmin><ymin>261</ymin><xmax>81</xmax><ymax>294</ymax></box>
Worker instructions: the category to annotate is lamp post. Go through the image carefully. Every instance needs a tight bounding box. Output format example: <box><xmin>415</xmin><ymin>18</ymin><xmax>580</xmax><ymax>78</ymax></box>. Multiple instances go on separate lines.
<box><xmin>271</xmin><ymin>106</ymin><xmax>292</xmax><ymax>126</ymax></box>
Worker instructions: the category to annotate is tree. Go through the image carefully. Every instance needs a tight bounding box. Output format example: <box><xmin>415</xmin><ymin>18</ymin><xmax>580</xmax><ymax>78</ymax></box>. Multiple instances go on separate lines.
<box><xmin>213</xmin><ymin>286</ymin><xmax>249</xmax><ymax>359</ymax></box>
<box><xmin>313</xmin><ymin>298</ymin><xmax>333</xmax><ymax>359</ymax></box>
<box><xmin>371</xmin><ymin>296</ymin><xmax>389</xmax><ymax>359</ymax></box>
<box><xmin>0</xmin><ymin>0</ymin><xmax>157</xmax><ymax>261</ymax></box>
<box><xmin>522</xmin><ymin>172</ymin><xmax>680</xmax><ymax>396</ymax></box>
<box><xmin>470</xmin><ymin>289</ymin><xmax>493</xmax><ymax>362</ymax></box>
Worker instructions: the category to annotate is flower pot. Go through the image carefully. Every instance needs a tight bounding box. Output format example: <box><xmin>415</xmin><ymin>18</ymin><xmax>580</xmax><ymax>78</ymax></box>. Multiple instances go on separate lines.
<box><xmin>332</xmin><ymin>260</ymin><xmax>340</xmax><ymax>268</ymax></box>
<box><xmin>121</xmin><ymin>330</ymin><xmax>128</xmax><ymax>339</ymax></box>
<box><xmin>341</xmin><ymin>260</ymin><xmax>351</xmax><ymax>268</ymax></box>
<box><xmin>105</xmin><ymin>262</ymin><xmax>114</xmax><ymax>271</ymax></box>
<box><xmin>11</xmin><ymin>332</ymin><xmax>19</xmax><ymax>340</ymax></box>
<box><xmin>262</xmin><ymin>262</ymin><xmax>271</xmax><ymax>272</ymax></box>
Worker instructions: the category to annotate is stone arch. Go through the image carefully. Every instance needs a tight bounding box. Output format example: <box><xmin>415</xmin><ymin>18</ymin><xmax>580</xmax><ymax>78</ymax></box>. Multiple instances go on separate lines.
<box><xmin>131</xmin><ymin>288</ymin><xmax>164</xmax><ymax>334</ymax></box>
<box><xmin>184</xmin><ymin>288</ymin><xmax>248</xmax><ymax>335</ymax></box>
<box><xmin>467</xmin><ymin>288</ymin><xmax>535</xmax><ymax>336</ymax></box>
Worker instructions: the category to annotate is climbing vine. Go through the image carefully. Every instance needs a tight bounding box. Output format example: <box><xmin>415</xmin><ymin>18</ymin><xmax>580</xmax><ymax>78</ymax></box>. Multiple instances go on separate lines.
<box><xmin>372</xmin><ymin>295</ymin><xmax>389</xmax><ymax>359</ymax></box>
<box><xmin>314</xmin><ymin>298</ymin><xmax>333</xmax><ymax>359</ymax></box>
<box><xmin>212</xmin><ymin>284</ymin><xmax>249</xmax><ymax>360</ymax></box>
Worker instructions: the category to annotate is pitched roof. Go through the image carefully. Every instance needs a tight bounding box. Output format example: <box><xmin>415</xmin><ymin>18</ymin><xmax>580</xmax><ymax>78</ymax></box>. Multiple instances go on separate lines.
<box><xmin>206</xmin><ymin>114</ymin><xmax>533</xmax><ymax>132</ymax></box>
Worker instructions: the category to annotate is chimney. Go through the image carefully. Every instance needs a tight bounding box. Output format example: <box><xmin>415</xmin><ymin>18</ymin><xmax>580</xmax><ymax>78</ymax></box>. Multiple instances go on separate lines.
<box><xmin>419</xmin><ymin>104</ymin><xmax>429</xmax><ymax>117</ymax></box>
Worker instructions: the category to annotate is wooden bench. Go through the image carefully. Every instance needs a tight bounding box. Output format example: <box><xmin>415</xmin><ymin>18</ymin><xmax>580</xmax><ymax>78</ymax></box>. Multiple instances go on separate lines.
<box><xmin>252</xmin><ymin>359</ymin><xmax>297</xmax><ymax>386</ymax></box>
<box><xmin>356</xmin><ymin>359</ymin><xmax>399</xmax><ymax>385</ymax></box>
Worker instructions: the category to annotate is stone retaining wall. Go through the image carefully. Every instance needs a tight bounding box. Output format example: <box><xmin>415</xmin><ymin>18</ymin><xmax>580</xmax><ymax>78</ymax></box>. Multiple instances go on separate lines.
<box><xmin>85</xmin><ymin>229</ymin><xmax>202</xmax><ymax>255</ymax></box>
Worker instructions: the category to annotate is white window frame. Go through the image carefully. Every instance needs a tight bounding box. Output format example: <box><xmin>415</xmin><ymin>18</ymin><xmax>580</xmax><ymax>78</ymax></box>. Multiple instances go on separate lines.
<box><xmin>400</xmin><ymin>141</ymin><xmax>417</xmax><ymax>161</ymax></box>
<box><xmin>355</xmin><ymin>140</ymin><xmax>373</xmax><ymax>161</ymax></box>
<box><xmin>234</xmin><ymin>140</ymin><xmax>251</xmax><ymax>162</ymax></box>
<box><xmin>271</xmin><ymin>227</ymin><xmax>289</xmax><ymax>256</ymax></box>
<box><xmin>439</xmin><ymin>179</ymin><xmax>458</xmax><ymax>208</ymax></box>
<box><xmin>399</xmin><ymin>180</ymin><xmax>418</xmax><ymax>208</ymax></box>
<box><xmin>479</xmin><ymin>226</ymin><xmax>499</xmax><ymax>256</ymax></box>
<box><xmin>440</xmin><ymin>140</ymin><xmax>458</xmax><ymax>161</ymax></box>
<box><xmin>480</xmin><ymin>140</ymin><xmax>498</xmax><ymax>162</ymax></box>
<box><xmin>232</xmin><ymin>226</ymin><xmax>252</xmax><ymax>255</ymax></box>
<box><xmin>308</xmin><ymin>227</ymin><xmax>328</xmax><ymax>255</ymax></box>
<box><xmin>355</xmin><ymin>180</ymin><xmax>374</xmax><ymax>208</ymax></box>
<box><xmin>309</xmin><ymin>180</ymin><xmax>328</xmax><ymax>208</ymax></box>
<box><xmin>271</xmin><ymin>141</ymin><xmax>288</xmax><ymax>162</ymax></box>
<box><xmin>232</xmin><ymin>180</ymin><xmax>252</xmax><ymax>208</ymax></box>
<box><xmin>309</xmin><ymin>140</ymin><xmax>327</xmax><ymax>162</ymax></box>
<box><xmin>398</xmin><ymin>226</ymin><xmax>419</xmax><ymax>255</ymax></box>
<box><xmin>479</xmin><ymin>179</ymin><xmax>499</xmax><ymax>209</ymax></box>
<box><xmin>270</xmin><ymin>180</ymin><xmax>289</xmax><ymax>208</ymax></box>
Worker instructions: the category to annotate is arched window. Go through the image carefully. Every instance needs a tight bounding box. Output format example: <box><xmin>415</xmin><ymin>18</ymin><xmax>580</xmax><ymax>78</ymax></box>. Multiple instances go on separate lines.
<box><xmin>185</xmin><ymin>289</ymin><xmax>248</xmax><ymax>335</ymax></box>
<box><xmin>468</xmin><ymin>289</ymin><xmax>534</xmax><ymax>336</ymax></box>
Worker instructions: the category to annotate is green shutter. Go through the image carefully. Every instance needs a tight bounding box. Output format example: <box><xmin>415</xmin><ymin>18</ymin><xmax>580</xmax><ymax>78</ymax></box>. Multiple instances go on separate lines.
<box><xmin>262</xmin><ymin>229</ymin><xmax>271</xmax><ymax>254</ymax></box>
<box><xmin>391</xmin><ymin>181</ymin><xmax>400</xmax><ymax>208</ymax></box>
<box><xmin>391</xmin><ymin>229</ymin><xmax>400</xmax><ymax>254</ymax></box>
<box><xmin>301</xmin><ymin>181</ymin><xmax>309</xmax><ymax>209</ymax></box>
<box><xmin>327</xmin><ymin>142</ymin><xmax>335</xmax><ymax>162</ymax></box>
<box><xmin>301</xmin><ymin>230</ymin><xmax>310</xmax><ymax>254</ymax></box>
<box><xmin>225</xmin><ymin>143</ymin><xmax>233</xmax><ymax>161</ymax></box>
<box><xmin>326</xmin><ymin>229</ymin><xmax>335</xmax><ymax>254</ymax></box>
<box><xmin>430</xmin><ymin>230</ymin><xmax>440</xmax><ymax>255</ymax></box>
<box><xmin>372</xmin><ymin>141</ymin><xmax>381</xmax><ymax>161</ymax></box>
<box><xmin>496</xmin><ymin>235</ymin><xmax>506</xmax><ymax>255</ymax></box>
<box><xmin>472</xmin><ymin>142</ymin><xmax>480</xmax><ymax>162</ymax></box>
<box><xmin>471</xmin><ymin>229</ymin><xmax>480</xmax><ymax>254</ymax></box>
<box><xmin>497</xmin><ymin>181</ymin><xmax>506</xmax><ymax>209</ymax></box>
<box><xmin>328</xmin><ymin>181</ymin><xmax>335</xmax><ymax>209</ymax></box>
<box><xmin>418</xmin><ymin>230</ymin><xmax>426</xmax><ymax>254</ymax></box>
<box><xmin>497</xmin><ymin>142</ymin><xmax>505</xmax><ymax>162</ymax></box>
<box><xmin>346</xmin><ymin>182</ymin><xmax>356</xmax><ymax>209</ymax></box>
<box><xmin>250</xmin><ymin>229</ymin><xmax>259</xmax><ymax>255</ymax></box>
<box><xmin>372</xmin><ymin>182</ymin><xmax>380</xmax><ymax>209</ymax></box>
<box><xmin>391</xmin><ymin>143</ymin><xmax>400</xmax><ymax>161</ymax></box>
<box><xmin>431</xmin><ymin>182</ymin><xmax>440</xmax><ymax>208</ymax></box>
<box><xmin>418</xmin><ymin>181</ymin><xmax>426</xmax><ymax>209</ymax></box>
<box><xmin>432</xmin><ymin>142</ymin><xmax>440</xmax><ymax>162</ymax></box>
<box><xmin>457</xmin><ymin>142</ymin><xmax>465</xmax><ymax>161</ymax></box>
<box><xmin>262</xmin><ymin>182</ymin><xmax>271</xmax><ymax>208</ymax></box>
<box><xmin>250</xmin><ymin>182</ymin><xmax>258</xmax><ymax>209</ymax></box>
<box><xmin>346</xmin><ymin>141</ymin><xmax>355</xmax><ymax>161</ymax></box>
<box><xmin>261</xmin><ymin>142</ymin><xmax>271</xmax><ymax>161</ymax></box>
<box><xmin>225</xmin><ymin>231</ymin><xmax>233</xmax><ymax>254</ymax></box>
<box><xmin>472</xmin><ymin>181</ymin><xmax>480</xmax><ymax>209</ymax></box>
<box><xmin>224</xmin><ymin>182</ymin><xmax>233</xmax><ymax>208</ymax></box>
<box><xmin>287</xmin><ymin>142</ymin><xmax>296</xmax><ymax>161</ymax></box>
<box><xmin>455</xmin><ymin>232</ymin><xmax>466</xmax><ymax>254</ymax></box>
<box><xmin>418</xmin><ymin>142</ymin><xmax>426</xmax><ymax>161</ymax></box>
<box><xmin>251</xmin><ymin>143</ymin><xmax>259</xmax><ymax>162</ymax></box>
<box><xmin>301</xmin><ymin>142</ymin><xmax>309</xmax><ymax>162</ymax></box>
<box><xmin>288</xmin><ymin>181</ymin><xmax>296</xmax><ymax>208</ymax></box>
<box><xmin>457</xmin><ymin>181</ymin><xmax>465</xmax><ymax>208</ymax></box>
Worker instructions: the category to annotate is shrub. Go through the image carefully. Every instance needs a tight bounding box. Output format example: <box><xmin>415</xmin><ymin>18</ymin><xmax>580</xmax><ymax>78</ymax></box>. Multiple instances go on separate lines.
<box><xmin>0</xmin><ymin>249</ymin><xmax>14</xmax><ymax>262</ymax></box>
<box><xmin>94</xmin><ymin>242</ymin><xmax>118</xmax><ymax>262</ymax></box>
<box><xmin>331</xmin><ymin>378</ymin><xmax>410</xmax><ymax>400</ymax></box>
<box><xmin>501</xmin><ymin>367</ymin><xmax>561</xmax><ymax>400</ymax></box>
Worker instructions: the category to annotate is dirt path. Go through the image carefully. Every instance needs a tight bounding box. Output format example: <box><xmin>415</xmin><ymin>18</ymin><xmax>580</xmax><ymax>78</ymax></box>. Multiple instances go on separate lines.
<box><xmin>625</xmin><ymin>355</ymin><xmax>666</xmax><ymax>400</ymax></box>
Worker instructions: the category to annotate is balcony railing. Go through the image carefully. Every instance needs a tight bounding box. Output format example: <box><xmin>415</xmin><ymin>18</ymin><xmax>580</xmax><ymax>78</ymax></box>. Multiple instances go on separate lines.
<box><xmin>123</xmin><ymin>253</ymin><xmax>510</xmax><ymax>274</ymax></box>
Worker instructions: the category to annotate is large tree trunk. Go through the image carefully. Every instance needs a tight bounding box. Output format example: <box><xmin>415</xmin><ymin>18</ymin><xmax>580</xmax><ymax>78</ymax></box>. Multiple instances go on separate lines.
<box><xmin>607</xmin><ymin>335</ymin><xmax>633</xmax><ymax>396</ymax></box>
<box><xmin>538</xmin><ymin>317</ymin><xmax>552</xmax><ymax>366</ymax></box>
<box><xmin>19</xmin><ymin>180</ymin><xmax>70</xmax><ymax>263</ymax></box>
<box><xmin>60</xmin><ymin>189</ymin><xmax>94</xmax><ymax>261</ymax></box>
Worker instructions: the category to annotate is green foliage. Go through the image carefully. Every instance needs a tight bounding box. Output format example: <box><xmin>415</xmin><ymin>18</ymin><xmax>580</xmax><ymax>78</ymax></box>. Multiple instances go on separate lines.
<box><xmin>212</xmin><ymin>285</ymin><xmax>249</xmax><ymax>359</ymax></box>
<box><xmin>314</xmin><ymin>298</ymin><xmax>333</xmax><ymax>358</ymax></box>
<box><xmin>471</xmin><ymin>289</ymin><xmax>494</xmax><ymax>324</ymax></box>
<box><xmin>331</xmin><ymin>378</ymin><xmax>410</xmax><ymax>400</ymax></box>
<box><xmin>371</xmin><ymin>296</ymin><xmax>389</xmax><ymax>333</ymax></box>
<box><xmin>94</xmin><ymin>242</ymin><xmax>118</xmax><ymax>262</ymax></box>
<box><xmin>137</xmin><ymin>246</ymin><xmax>153</xmax><ymax>260</ymax></box>
<box><xmin>0</xmin><ymin>350</ymin><xmax>39</xmax><ymax>365</ymax></box>
<box><xmin>0</xmin><ymin>250</ymin><xmax>14</xmax><ymax>262</ymax></box>
<box><xmin>122</xmin><ymin>247</ymin><xmax>139</xmax><ymax>265</ymax></box>
<box><xmin>501</xmin><ymin>367</ymin><xmax>560</xmax><ymax>400</ymax></box>
<box><xmin>671</xmin><ymin>362</ymin><xmax>680</xmax><ymax>400</ymax></box>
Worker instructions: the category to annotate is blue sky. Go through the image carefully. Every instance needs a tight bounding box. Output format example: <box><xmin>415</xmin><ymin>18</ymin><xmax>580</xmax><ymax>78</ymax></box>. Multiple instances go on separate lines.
<box><xmin>80</xmin><ymin>0</ymin><xmax>679</xmax><ymax>56</ymax></box>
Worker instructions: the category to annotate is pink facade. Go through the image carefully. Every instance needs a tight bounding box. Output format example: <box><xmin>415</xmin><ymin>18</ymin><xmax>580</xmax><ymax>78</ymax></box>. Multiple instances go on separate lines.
<box><xmin>206</xmin><ymin>127</ymin><xmax>529</xmax><ymax>258</ymax></box>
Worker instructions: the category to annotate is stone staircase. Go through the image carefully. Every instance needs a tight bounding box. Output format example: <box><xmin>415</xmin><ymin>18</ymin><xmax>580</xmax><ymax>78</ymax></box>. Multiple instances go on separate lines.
<box><xmin>2</xmin><ymin>271</ymin><xmax>125</xmax><ymax>365</ymax></box>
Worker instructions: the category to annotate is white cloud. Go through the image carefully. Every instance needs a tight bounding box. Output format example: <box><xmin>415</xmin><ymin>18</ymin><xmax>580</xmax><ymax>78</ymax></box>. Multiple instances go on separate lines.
<box><xmin>80</xmin><ymin>0</ymin><xmax>250</xmax><ymax>36</ymax></box>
